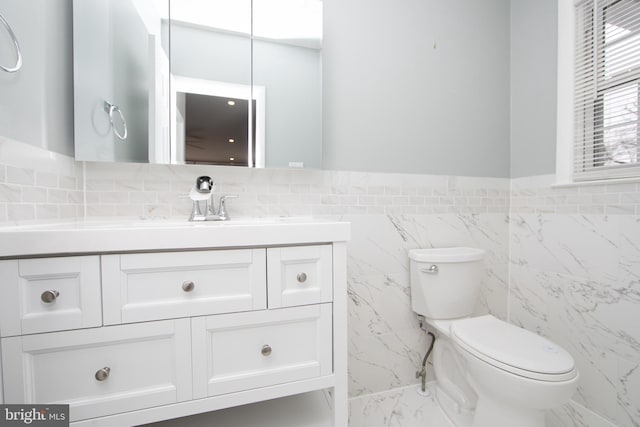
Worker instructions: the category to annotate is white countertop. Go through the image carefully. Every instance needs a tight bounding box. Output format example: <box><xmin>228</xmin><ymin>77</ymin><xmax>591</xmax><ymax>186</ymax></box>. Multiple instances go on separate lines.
<box><xmin>0</xmin><ymin>218</ymin><xmax>351</xmax><ymax>258</ymax></box>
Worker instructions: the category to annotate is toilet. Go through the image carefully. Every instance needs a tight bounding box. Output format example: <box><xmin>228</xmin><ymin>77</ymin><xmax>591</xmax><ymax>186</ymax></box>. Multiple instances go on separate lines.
<box><xmin>409</xmin><ymin>247</ymin><xmax>579</xmax><ymax>427</ymax></box>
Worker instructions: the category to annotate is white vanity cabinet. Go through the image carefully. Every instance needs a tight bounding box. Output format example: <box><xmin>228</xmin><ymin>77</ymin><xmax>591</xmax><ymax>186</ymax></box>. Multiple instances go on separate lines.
<box><xmin>2</xmin><ymin>319</ymin><xmax>193</xmax><ymax>422</ymax></box>
<box><xmin>0</xmin><ymin>219</ymin><xmax>349</xmax><ymax>427</ymax></box>
<box><xmin>267</xmin><ymin>245</ymin><xmax>333</xmax><ymax>308</ymax></box>
<box><xmin>191</xmin><ymin>304</ymin><xmax>333</xmax><ymax>399</ymax></box>
<box><xmin>101</xmin><ymin>248</ymin><xmax>267</xmax><ymax>325</ymax></box>
<box><xmin>0</xmin><ymin>256</ymin><xmax>102</xmax><ymax>337</ymax></box>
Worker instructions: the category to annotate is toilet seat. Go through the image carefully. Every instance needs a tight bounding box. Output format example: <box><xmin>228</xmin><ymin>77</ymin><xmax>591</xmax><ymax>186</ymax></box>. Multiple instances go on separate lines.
<box><xmin>450</xmin><ymin>315</ymin><xmax>577</xmax><ymax>382</ymax></box>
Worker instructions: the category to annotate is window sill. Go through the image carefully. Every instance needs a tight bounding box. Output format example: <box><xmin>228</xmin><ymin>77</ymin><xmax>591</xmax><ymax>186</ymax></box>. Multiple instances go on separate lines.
<box><xmin>552</xmin><ymin>176</ymin><xmax>640</xmax><ymax>189</ymax></box>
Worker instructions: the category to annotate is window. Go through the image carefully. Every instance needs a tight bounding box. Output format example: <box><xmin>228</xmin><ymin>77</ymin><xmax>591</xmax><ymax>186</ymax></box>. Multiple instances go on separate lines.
<box><xmin>573</xmin><ymin>0</ymin><xmax>640</xmax><ymax>181</ymax></box>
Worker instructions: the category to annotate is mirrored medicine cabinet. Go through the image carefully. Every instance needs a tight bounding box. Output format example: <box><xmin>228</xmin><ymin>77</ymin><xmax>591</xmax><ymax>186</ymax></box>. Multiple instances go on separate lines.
<box><xmin>0</xmin><ymin>0</ymin><xmax>322</xmax><ymax>169</ymax></box>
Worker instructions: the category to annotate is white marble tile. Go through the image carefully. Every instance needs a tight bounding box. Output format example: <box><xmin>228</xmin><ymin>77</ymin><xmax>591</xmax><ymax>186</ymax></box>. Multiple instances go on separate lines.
<box><xmin>348</xmin><ymin>326</ymin><xmax>429</xmax><ymax>397</ymax></box>
<box><xmin>547</xmin><ymin>401</ymin><xmax>618</xmax><ymax>427</ymax></box>
<box><xmin>510</xmin><ymin>207</ymin><xmax>640</xmax><ymax>427</ymax></box>
<box><xmin>6</xmin><ymin>166</ymin><xmax>35</xmax><ymax>186</ymax></box>
<box><xmin>509</xmin><ymin>214</ymin><xmax>635</xmax><ymax>288</ymax></box>
<box><xmin>349</xmin><ymin>383</ymin><xmax>451</xmax><ymax>427</ymax></box>
<box><xmin>510</xmin><ymin>267</ymin><xmax>625</xmax><ymax>422</ymax></box>
<box><xmin>617</xmin><ymin>357</ymin><xmax>640</xmax><ymax>427</ymax></box>
<box><xmin>0</xmin><ymin>184</ymin><xmax>22</xmax><ymax>203</ymax></box>
<box><xmin>348</xmin><ymin>273</ymin><xmax>415</xmax><ymax>338</ymax></box>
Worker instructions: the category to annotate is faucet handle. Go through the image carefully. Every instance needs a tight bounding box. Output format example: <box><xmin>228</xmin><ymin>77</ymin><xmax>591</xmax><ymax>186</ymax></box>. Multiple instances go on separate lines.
<box><xmin>217</xmin><ymin>195</ymin><xmax>238</xmax><ymax>220</ymax></box>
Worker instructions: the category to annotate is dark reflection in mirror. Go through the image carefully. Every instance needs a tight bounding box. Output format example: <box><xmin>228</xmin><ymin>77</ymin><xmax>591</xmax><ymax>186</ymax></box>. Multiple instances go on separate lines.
<box><xmin>184</xmin><ymin>94</ymin><xmax>256</xmax><ymax>166</ymax></box>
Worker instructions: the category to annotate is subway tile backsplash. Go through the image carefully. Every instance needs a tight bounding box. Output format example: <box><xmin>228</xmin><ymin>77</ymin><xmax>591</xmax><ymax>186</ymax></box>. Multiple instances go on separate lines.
<box><xmin>0</xmin><ymin>139</ymin><xmax>83</xmax><ymax>225</ymax></box>
<box><xmin>80</xmin><ymin>161</ymin><xmax>511</xmax><ymax>221</ymax></box>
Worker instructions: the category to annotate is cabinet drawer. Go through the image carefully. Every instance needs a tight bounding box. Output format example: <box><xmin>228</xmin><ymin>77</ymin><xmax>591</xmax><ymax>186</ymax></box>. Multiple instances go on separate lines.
<box><xmin>192</xmin><ymin>304</ymin><xmax>333</xmax><ymax>398</ymax></box>
<box><xmin>0</xmin><ymin>257</ymin><xmax>102</xmax><ymax>337</ymax></box>
<box><xmin>102</xmin><ymin>249</ymin><xmax>267</xmax><ymax>325</ymax></box>
<box><xmin>267</xmin><ymin>245</ymin><xmax>333</xmax><ymax>308</ymax></box>
<box><xmin>1</xmin><ymin>319</ymin><xmax>192</xmax><ymax>422</ymax></box>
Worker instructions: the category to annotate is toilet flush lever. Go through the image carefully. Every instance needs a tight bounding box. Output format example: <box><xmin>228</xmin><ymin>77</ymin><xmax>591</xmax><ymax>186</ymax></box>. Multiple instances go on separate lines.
<box><xmin>421</xmin><ymin>265</ymin><xmax>439</xmax><ymax>274</ymax></box>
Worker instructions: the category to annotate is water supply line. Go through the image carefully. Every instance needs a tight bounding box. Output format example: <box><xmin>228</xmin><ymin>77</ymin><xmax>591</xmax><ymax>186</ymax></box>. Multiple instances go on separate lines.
<box><xmin>416</xmin><ymin>317</ymin><xmax>436</xmax><ymax>395</ymax></box>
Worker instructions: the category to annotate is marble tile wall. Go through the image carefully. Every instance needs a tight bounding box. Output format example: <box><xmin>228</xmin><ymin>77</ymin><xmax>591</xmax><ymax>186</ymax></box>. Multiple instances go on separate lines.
<box><xmin>510</xmin><ymin>175</ymin><xmax>640</xmax><ymax>427</ymax></box>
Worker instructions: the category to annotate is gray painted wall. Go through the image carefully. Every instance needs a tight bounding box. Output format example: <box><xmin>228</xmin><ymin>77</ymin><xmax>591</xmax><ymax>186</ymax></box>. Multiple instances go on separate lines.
<box><xmin>323</xmin><ymin>0</ymin><xmax>511</xmax><ymax>177</ymax></box>
<box><xmin>510</xmin><ymin>0</ymin><xmax>558</xmax><ymax>178</ymax></box>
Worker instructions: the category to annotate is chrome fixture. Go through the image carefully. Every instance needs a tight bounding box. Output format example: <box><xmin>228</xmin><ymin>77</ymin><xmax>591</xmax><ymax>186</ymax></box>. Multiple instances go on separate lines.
<box><xmin>421</xmin><ymin>265</ymin><xmax>439</xmax><ymax>274</ymax></box>
<box><xmin>41</xmin><ymin>290</ymin><xmax>60</xmax><ymax>303</ymax></box>
<box><xmin>188</xmin><ymin>176</ymin><xmax>237</xmax><ymax>221</ymax></box>
<box><xmin>0</xmin><ymin>13</ymin><xmax>22</xmax><ymax>73</ymax></box>
<box><xmin>95</xmin><ymin>367</ymin><xmax>111</xmax><ymax>381</ymax></box>
<box><xmin>261</xmin><ymin>344</ymin><xmax>272</xmax><ymax>357</ymax></box>
<box><xmin>104</xmin><ymin>101</ymin><xmax>128</xmax><ymax>141</ymax></box>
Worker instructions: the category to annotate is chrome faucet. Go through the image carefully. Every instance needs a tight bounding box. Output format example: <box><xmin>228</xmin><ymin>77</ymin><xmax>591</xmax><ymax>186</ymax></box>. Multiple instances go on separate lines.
<box><xmin>188</xmin><ymin>176</ymin><xmax>237</xmax><ymax>221</ymax></box>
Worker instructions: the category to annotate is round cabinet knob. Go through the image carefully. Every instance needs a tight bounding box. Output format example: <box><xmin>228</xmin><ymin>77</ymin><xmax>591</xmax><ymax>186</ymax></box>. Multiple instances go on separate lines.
<box><xmin>296</xmin><ymin>272</ymin><xmax>307</xmax><ymax>283</ymax></box>
<box><xmin>182</xmin><ymin>281</ymin><xmax>195</xmax><ymax>292</ymax></box>
<box><xmin>95</xmin><ymin>367</ymin><xmax>111</xmax><ymax>381</ymax></box>
<box><xmin>261</xmin><ymin>344</ymin><xmax>272</xmax><ymax>357</ymax></box>
<box><xmin>41</xmin><ymin>290</ymin><xmax>60</xmax><ymax>303</ymax></box>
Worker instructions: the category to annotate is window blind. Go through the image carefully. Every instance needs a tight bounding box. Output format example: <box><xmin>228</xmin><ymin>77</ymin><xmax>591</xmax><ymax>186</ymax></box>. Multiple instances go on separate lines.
<box><xmin>574</xmin><ymin>0</ymin><xmax>640</xmax><ymax>181</ymax></box>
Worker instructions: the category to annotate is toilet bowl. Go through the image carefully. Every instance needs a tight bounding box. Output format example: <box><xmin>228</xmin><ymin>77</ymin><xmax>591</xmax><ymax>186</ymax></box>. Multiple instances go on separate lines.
<box><xmin>409</xmin><ymin>248</ymin><xmax>578</xmax><ymax>427</ymax></box>
<box><xmin>451</xmin><ymin>315</ymin><xmax>579</xmax><ymax>427</ymax></box>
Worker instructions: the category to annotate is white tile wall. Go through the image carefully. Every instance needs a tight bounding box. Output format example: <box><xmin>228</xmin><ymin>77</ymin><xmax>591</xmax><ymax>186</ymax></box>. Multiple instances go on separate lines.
<box><xmin>510</xmin><ymin>175</ymin><xmax>640</xmax><ymax>427</ymax></box>
<box><xmin>2</xmin><ymin>139</ymin><xmax>638</xmax><ymax>427</ymax></box>
<box><xmin>80</xmin><ymin>162</ymin><xmax>509</xmax><ymax>220</ymax></box>
<box><xmin>0</xmin><ymin>138</ymin><xmax>83</xmax><ymax>225</ymax></box>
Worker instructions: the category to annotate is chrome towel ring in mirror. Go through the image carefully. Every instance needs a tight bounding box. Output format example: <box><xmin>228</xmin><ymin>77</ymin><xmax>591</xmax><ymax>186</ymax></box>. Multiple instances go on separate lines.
<box><xmin>103</xmin><ymin>101</ymin><xmax>128</xmax><ymax>141</ymax></box>
<box><xmin>0</xmin><ymin>12</ymin><xmax>23</xmax><ymax>73</ymax></box>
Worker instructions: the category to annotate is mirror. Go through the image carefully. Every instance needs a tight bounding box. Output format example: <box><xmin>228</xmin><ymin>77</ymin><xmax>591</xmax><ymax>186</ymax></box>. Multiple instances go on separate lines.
<box><xmin>0</xmin><ymin>0</ymin><xmax>74</xmax><ymax>157</ymax></box>
<box><xmin>72</xmin><ymin>0</ymin><xmax>323</xmax><ymax>168</ymax></box>
<box><xmin>73</xmin><ymin>0</ymin><xmax>170</xmax><ymax>163</ymax></box>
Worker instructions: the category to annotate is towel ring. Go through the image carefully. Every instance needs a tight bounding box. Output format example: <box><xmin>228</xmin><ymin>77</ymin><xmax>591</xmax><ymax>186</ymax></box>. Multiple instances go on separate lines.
<box><xmin>104</xmin><ymin>101</ymin><xmax>128</xmax><ymax>141</ymax></box>
<box><xmin>0</xmin><ymin>13</ymin><xmax>22</xmax><ymax>73</ymax></box>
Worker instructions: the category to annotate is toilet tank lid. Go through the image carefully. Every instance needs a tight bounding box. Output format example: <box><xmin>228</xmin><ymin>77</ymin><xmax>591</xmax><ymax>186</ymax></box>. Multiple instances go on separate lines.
<box><xmin>409</xmin><ymin>247</ymin><xmax>485</xmax><ymax>262</ymax></box>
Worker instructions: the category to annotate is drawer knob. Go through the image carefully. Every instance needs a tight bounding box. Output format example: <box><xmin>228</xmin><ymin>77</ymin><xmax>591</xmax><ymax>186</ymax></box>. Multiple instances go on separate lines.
<box><xmin>182</xmin><ymin>281</ymin><xmax>195</xmax><ymax>292</ymax></box>
<box><xmin>95</xmin><ymin>367</ymin><xmax>111</xmax><ymax>381</ymax></box>
<box><xmin>40</xmin><ymin>290</ymin><xmax>60</xmax><ymax>303</ymax></box>
<box><xmin>261</xmin><ymin>344</ymin><xmax>272</xmax><ymax>357</ymax></box>
<box><xmin>297</xmin><ymin>272</ymin><xmax>307</xmax><ymax>283</ymax></box>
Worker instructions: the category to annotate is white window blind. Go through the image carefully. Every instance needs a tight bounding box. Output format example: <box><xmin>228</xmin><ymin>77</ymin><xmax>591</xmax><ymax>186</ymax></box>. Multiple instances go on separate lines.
<box><xmin>574</xmin><ymin>0</ymin><xmax>640</xmax><ymax>181</ymax></box>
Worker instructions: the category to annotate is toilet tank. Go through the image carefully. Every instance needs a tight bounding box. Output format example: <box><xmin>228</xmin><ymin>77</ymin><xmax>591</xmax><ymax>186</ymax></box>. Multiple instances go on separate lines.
<box><xmin>409</xmin><ymin>247</ymin><xmax>485</xmax><ymax>319</ymax></box>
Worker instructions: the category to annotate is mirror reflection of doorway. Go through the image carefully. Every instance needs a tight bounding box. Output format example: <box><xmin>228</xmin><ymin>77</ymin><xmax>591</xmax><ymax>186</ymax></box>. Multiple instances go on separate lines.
<box><xmin>184</xmin><ymin>94</ymin><xmax>256</xmax><ymax>166</ymax></box>
<box><xmin>171</xmin><ymin>76</ymin><xmax>265</xmax><ymax>166</ymax></box>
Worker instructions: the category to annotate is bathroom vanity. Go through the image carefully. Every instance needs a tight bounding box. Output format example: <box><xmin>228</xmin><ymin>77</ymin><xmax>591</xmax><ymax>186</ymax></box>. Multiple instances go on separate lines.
<box><xmin>0</xmin><ymin>218</ymin><xmax>350</xmax><ymax>426</ymax></box>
